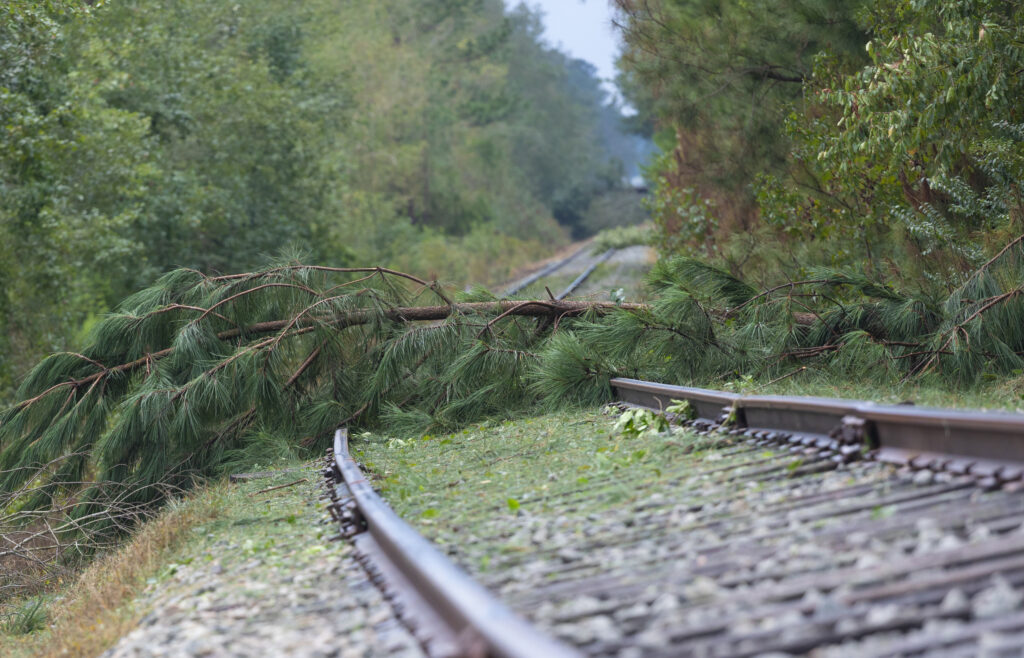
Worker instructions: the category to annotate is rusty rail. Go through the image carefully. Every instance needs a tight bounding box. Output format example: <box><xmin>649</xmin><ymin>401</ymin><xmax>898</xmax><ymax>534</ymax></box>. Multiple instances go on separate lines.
<box><xmin>317</xmin><ymin>382</ymin><xmax>1024</xmax><ymax>656</ymax></box>
<box><xmin>323</xmin><ymin>429</ymin><xmax>581</xmax><ymax>658</ymax></box>
<box><xmin>611</xmin><ymin>377</ymin><xmax>1024</xmax><ymax>487</ymax></box>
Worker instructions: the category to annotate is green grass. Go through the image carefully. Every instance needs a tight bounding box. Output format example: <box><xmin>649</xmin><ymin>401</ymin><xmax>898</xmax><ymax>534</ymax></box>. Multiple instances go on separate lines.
<box><xmin>354</xmin><ymin>407</ymin><xmax>756</xmax><ymax>549</ymax></box>
<box><xmin>1</xmin><ymin>598</ymin><xmax>47</xmax><ymax>636</ymax></box>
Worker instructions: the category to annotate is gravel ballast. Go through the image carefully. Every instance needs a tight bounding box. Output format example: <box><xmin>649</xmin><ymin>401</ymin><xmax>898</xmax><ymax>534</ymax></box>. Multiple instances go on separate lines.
<box><xmin>103</xmin><ymin>470</ymin><xmax>424</xmax><ymax>658</ymax></box>
<box><xmin>358</xmin><ymin>408</ymin><xmax>1024</xmax><ymax>656</ymax></box>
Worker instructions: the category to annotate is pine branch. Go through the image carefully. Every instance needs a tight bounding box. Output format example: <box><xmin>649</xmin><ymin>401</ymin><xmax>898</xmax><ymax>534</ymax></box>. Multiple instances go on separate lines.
<box><xmin>209</xmin><ymin>265</ymin><xmax>455</xmax><ymax>306</ymax></box>
<box><xmin>284</xmin><ymin>339</ymin><xmax>328</xmax><ymax>389</ymax></box>
<box><xmin>13</xmin><ymin>299</ymin><xmax>640</xmax><ymax>415</ymax></box>
<box><xmin>911</xmin><ymin>284</ymin><xmax>1024</xmax><ymax>377</ymax></box>
<box><xmin>961</xmin><ymin>232</ymin><xmax>1024</xmax><ymax>288</ymax></box>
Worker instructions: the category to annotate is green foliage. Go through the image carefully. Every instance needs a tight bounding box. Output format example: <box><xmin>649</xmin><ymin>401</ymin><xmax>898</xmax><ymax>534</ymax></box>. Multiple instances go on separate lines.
<box><xmin>665</xmin><ymin>399</ymin><xmax>695</xmax><ymax>420</ymax></box>
<box><xmin>0</xmin><ymin>0</ymin><xmax>154</xmax><ymax>395</ymax></box>
<box><xmin>0</xmin><ymin>0</ymin><xmax>647</xmax><ymax>402</ymax></box>
<box><xmin>591</xmin><ymin>224</ymin><xmax>653</xmax><ymax>252</ymax></box>
<box><xmin>757</xmin><ymin>0</ymin><xmax>1024</xmax><ymax>278</ymax></box>
<box><xmin>3</xmin><ymin>245</ymin><xmax>1024</xmax><ymax>549</ymax></box>
<box><xmin>616</xmin><ymin>0</ymin><xmax>1024</xmax><ymax>358</ymax></box>
<box><xmin>613</xmin><ymin>407</ymin><xmax>669</xmax><ymax>437</ymax></box>
<box><xmin>614</xmin><ymin>0</ymin><xmax>868</xmax><ymax>235</ymax></box>
<box><xmin>643</xmin><ymin>160</ymin><xmax>719</xmax><ymax>257</ymax></box>
<box><xmin>2</xmin><ymin>597</ymin><xmax>47</xmax><ymax>636</ymax></box>
<box><xmin>0</xmin><ymin>262</ymin><xmax>589</xmax><ymax>542</ymax></box>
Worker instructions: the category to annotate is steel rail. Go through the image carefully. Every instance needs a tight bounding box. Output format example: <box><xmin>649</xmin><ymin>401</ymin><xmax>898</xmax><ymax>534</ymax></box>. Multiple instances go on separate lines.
<box><xmin>503</xmin><ymin>243</ymin><xmax>591</xmax><ymax>297</ymax></box>
<box><xmin>326</xmin><ymin>429</ymin><xmax>581</xmax><ymax>658</ymax></box>
<box><xmin>611</xmin><ymin>377</ymin><xmax>1024</xmax><ymax>485</ymax></box>
<box><xmin>611</xmin><ymin>377</ymin><xmax>738</xmax><ymax>423</ymax></box>
<box><xmin>555</xmin><ymin>248</ymin><xmax>615</xmax><ymax>300</ymax></box>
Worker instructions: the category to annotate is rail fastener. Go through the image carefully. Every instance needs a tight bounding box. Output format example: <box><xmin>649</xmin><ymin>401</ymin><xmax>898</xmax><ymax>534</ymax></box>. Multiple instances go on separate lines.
<box><xmin>611</xmin><ymin>377</ymin><xmax>1024</xmax><ymax>483</ymax></box>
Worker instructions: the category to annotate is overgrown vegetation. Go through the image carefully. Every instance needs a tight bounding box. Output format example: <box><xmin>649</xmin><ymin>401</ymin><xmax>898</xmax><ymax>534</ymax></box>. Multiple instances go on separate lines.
<box><xmin>614</xmin><ymin>0</ymin><xmax>1024</xmax><ymax>290</ymax></box>
<box><xmin>1</xmin><ymin>482</ymin><xmax>222</xmax><ymax>657</ymax></box>
<box><xmin>1</xmin><ymin>469</ymin><xmax>330</xmax><ymax>658</ymax></box>
<box><xmin>554</xmin><ymin>244</ymin><xmax>1024</xmax><ymax>390</ymax></box>
<box><xmin>0</xmin><ymin>0</ymin><xmax>647</xmax><ymax>397</ymax></box>
<box><xmin>2</xmin><ymin>236</ymin><xmax>1023</xmax><ymax>592</ymax></box>
<box><xmin>591</xmin><ymin>224</ymin><xmax>654</xmax><ymax>252</ymax></box>
<box><xmin>7</xmin><ymin>0</ymin><xmax>1024</xmax><ymax>627</ymax></box>
<box><xmin>1</xmin><ymin>456</ymin><xmax>181</xmax><ymax>602</ymax></box>
<box><xmin>614</xmin><ymin>0</ymin><xmax>868</xmax><ymax>240</ymax></box>
<box><xmin>0</xmin><ymin>259</ymin><xmax>633</xmax><ymax>597</ymax></box>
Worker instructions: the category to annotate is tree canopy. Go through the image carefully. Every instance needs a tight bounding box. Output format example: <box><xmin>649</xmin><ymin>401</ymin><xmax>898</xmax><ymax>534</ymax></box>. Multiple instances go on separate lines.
<box><xmin>614</xmin><ymin>0</ymin><xmax>1024</xmax><ymax>290</ymax></box>
<box><xmin>0</xmin><ymin>0</ymin><xmax>644</xmax><ymax>397</ymax></box>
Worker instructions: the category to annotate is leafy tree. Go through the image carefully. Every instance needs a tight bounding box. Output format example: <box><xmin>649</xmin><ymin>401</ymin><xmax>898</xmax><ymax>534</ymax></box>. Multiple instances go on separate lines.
<box><xmin>613</xmin><ymin>0</ymin><xmax>868</xmax><ymax>244</ymax></box>
<box><xmin>616</xmin><ymin>0</ymin><xmax>1024</xmax><ymax>300</ymax></box>
<box><xmin>760</xmin><ymin>0</ymin><xmax>1024</xmax><ymax>281</ymax></box>
<box><xmin>0</xmin><ymin>0</ymin><xmax>153</xmax><ymax>394</ymax></box>
<box><xmin>0</xmin><ymin>0</ymin><xmax>646</xmax><ymax>401</ymax></box>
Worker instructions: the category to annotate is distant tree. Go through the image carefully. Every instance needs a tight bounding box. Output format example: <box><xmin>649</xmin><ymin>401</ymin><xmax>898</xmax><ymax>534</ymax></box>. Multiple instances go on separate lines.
<box><xmin>613</xmin><ymin>0</ymin><xmax>868</xmax><ymax>246</ymax></box>
<box><xmin>0</xmin><ymin>0</ymin><xmax>153</xmax><ymax>394</ymax></box>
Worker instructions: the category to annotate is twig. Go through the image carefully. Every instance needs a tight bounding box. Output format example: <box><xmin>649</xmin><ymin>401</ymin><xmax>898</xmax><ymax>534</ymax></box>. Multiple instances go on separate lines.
<box><xmin>757</xmin><ymin>366</ymin><xmax>807</xmax><ymax>389</ymax></box>
<box><xmin>248</xmin><ymin>478</ymin><xmax>308</xmax><ymax>496</ymax></box>
<box><xmin>962</xmin><ymin>232</ymin><xmax>1024</xmax><ymax>287</ymax></box>
<box><xmin>779</xmin><ymin>344</ymin><xmax>840</xmax><ymax>359</ymax></box>
<box><xmin>728</xmin><ymin>279</ymin><xmax>833</xmax><ymax>315</ymax></box>
<box><xmin>284</xmin><ymin>338</ymin><xmax>328</xmax><ymax>388</ymax></box>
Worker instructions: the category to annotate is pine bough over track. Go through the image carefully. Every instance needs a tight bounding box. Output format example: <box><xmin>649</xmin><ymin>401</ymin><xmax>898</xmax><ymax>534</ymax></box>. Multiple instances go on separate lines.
<box><xmin>361</xmin><ymin>379</ymin><xmax>1024</xmax><ymax>657</ymax></box>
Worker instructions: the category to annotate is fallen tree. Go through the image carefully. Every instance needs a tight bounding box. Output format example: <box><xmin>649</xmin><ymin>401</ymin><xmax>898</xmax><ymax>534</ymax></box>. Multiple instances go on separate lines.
<box><xmin>5</xmin><ymin>241</ymin><xmax>1024</xmax><ymax>561</ymax></box>
<box><xmin>0</xmin><ymin>262</ymin><xmax>644</xmax><ymax>540</ymax></box>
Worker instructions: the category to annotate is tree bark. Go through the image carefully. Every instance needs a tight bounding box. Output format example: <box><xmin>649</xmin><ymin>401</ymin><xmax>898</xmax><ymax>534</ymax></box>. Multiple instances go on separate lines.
<box><xmin>229</xmin><ymin>299</ymin><xmax>646</xmax><ymax>337</ymax></box>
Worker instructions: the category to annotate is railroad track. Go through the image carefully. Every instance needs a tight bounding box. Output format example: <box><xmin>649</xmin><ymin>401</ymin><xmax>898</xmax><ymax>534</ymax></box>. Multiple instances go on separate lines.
<box><xmin>322</xmin><ymin>429</ymin><xmax>581</xmax><ymax>658</ymax></box>
<box><xmin>323</xmin><ymin>378</ymin><xmax>1024</xmax><ymax>657</ymax></box>
<box><xmin>502</xmin><ymin>244</ymin><xmax>616</xmax><ymax>299</ymax></box>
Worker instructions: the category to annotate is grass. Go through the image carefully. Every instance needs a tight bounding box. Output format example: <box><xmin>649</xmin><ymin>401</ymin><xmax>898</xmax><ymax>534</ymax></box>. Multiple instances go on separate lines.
<box><xmin>1</xmin><ymin>598</ymin><xmax>46</xmax><ymax>636</ymax></box>
<box><xmin>0</xmin><ymin>464</ymin><xmax>325</xmax><ymax>658</ymax></box>
<box><xmin>714</xmin><ymin>365</ymin><xmax>1024</xmax><ymax>413</ymax></box>
<box><xmin>354</xmin><ymin>407</ymin><xmax>753</xmax><ymax>551</ymax></box>
<box><xmin>0</xmin><ymin>487</ymin><xmax>223</xmax><ymax>657</ymax></box>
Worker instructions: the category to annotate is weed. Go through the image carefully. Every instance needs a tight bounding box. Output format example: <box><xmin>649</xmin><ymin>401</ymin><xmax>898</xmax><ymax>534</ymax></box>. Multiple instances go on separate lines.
<box><xmin>2</xmin><ymin>598</ymin><xmax>47</xmax><ymax>636</ymax></box>
<box><xmin>613</xmin><ymin>408</ymin><xmax>670</xmax><ymax>437</ymax></box>
<box><xmin>665</xmin><ymin>399</ymin><xmax>696</xmax><ymax>420</ymax></box>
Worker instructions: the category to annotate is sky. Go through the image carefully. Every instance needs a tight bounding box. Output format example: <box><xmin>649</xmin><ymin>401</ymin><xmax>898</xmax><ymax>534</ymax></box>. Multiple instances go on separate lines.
<box><xmin>512</xmin><ymin>1</ymin><xmax>623</xmax><ymax>98</ymax></box>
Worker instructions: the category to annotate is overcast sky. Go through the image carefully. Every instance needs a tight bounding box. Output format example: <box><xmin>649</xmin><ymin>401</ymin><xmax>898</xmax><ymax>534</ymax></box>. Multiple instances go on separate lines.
<box><xmin>512</xmin><ymin>1</ymin><xmax>622</xmax><ymax>96</ymax></box>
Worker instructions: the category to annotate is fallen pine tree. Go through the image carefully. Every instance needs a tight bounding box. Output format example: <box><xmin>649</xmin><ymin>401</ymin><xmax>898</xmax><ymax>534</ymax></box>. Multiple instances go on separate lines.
<box><xmin>4</xmin><ymin>238</ymin><xmax>1024</xmax><ymax>565</ymax></box>
<box><xmin>0</xmin><ymin>262</ymin><xmax>643</xmax><ymax>531</ymax></box>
